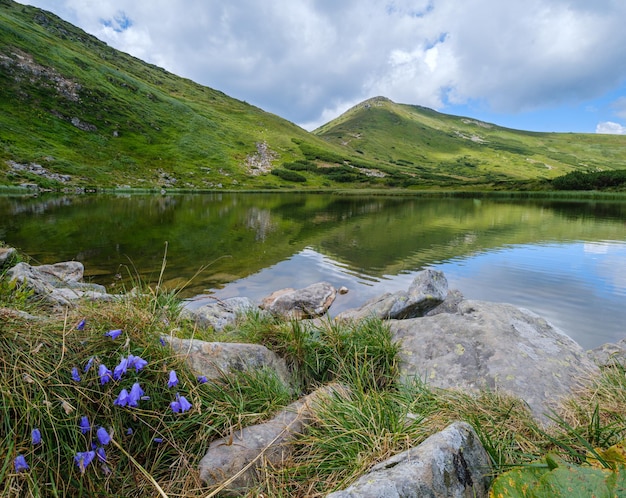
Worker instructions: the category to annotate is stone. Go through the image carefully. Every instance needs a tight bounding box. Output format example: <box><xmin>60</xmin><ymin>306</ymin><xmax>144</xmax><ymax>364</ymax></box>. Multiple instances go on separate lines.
<box><xmin>260</xmin><ymin>281</ymin><xmax>337</xmax><ymax>319</ymax></box>
<box><xmin>6</xmin><ymin>261</ymin><xmax>110</xmax><ymax>306</ymax></box>
<box><xmin>163</xmin><ymin>337</ymin><xmax>292</xmax><ymax>387</ymax></box>
<box><xmin>199</xmin><ymin>383</ymin><xmax>348</xmax><ymax>495</ymax></box>
<box><xmin>0</xmin><ymin>247</ymin><xmax>17</xmax><ymax>268</ymax></box>
<box><xmin>390</xmin><ymin>300</ymin><xmax>600</xmax><ymax>424</ymax></box>
<box><xmin>587</xmin><ymin>339</ymin><xmax>626</xmax><ymax>367</ymax></box>
<box><xmin>336</xmin><ymin>269</ymin><xmax>448</xmax><ymax>321</ymax></box>
<box><xmin>180</xmin><ymin>297</ymin><xmax>258</xmax><ymax>331</ymax></box>
<box><xmin>326</xmin><ymin>421</ymin><xmax>491</xmax><ymax>498</ymax></box>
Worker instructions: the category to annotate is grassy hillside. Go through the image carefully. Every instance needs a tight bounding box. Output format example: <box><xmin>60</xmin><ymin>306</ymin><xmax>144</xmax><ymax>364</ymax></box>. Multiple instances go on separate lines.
<box><xmin>314</xmin><ymin>97</ymin><xmax>626</xmax><ymax>189</ymax></box>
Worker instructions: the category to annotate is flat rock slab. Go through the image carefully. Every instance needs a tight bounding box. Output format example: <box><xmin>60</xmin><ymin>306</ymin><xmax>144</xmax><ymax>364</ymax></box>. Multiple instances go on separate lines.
<box><xmin>327</xmin><ymin>421</ymin><xmax>491</xmax><ymax>498</ymax></box>
<box><xmin>260</xmin><ymin>281</ymin><xmax>336</xmax><ymax>319</ymax></box>
<box><xmin>180</xmin><ymin>296</ymin><xmax>258</xmax><ymax>331</ymax></box>
<box><xmin>390</xmin><ymin>300</ymin><xmax>600</xmax><ymax>423</ymax></box>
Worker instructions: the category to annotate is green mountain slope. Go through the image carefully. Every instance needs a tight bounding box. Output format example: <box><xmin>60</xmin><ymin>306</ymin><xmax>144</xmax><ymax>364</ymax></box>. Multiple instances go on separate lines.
<box><xmin>314</xmin><ymin>96</ymin><xmax>626</xmax><ymax>188</ymax></box>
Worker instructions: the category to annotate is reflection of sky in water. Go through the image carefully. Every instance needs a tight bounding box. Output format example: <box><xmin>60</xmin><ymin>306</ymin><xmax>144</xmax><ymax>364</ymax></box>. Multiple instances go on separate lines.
<box><xmin>201</xmin><ymin>241</ymin><xmax>626</xmax><ymax>351</ymax></box>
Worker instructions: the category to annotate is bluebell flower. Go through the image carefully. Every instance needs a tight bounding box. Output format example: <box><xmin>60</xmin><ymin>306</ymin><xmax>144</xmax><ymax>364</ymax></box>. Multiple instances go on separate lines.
<box><xmin>127</xmin><ymin>354</ymin><xmax>148</xmax><ymax>372</ymax></box>
<box><xmin>95</xmin><ymin>446</ymin><xmax>107</xmax><ymax>463</ymax></box>
<box><xmin>113</xmin><ymin>357</ymin><xmax>129</xmax><ymax>381</ymax></box>
<box><xmin>79</xmin><ymin>416</ymin><xmax>91</xmax><ymax>434</ymax></box>
<box><xmin>14</xmin><ymin>454</ymin><xmax>29</xmax><ymax>472</ymax></box>
<box><xmin>105</xmin><ymin>329</ymin><xmax>123</xmax><ymax>339</ymax></box>
<box><xmin>98</xmin><ymin>363</ymin><xmax>113</xmax><ymax>385</ymax></box>
<box><xmin>167</xmin><ymin>370</ymin><xmax>178</xmax><ymax>388</ymax></box>
<box><xmin>197</xmin><ymin>375</ymin><xmax>208</xmax><ymax>384</ymax></box>
<box><xmin>31</xmin><ymin>428</ymin><xmax>42</xmax><ymax>445</ymax></box>
<box><xmin>159</xmin><ymin>337</ymin><xmax>166</xmax><ymax>346</ymax></box>
<box><xmin>74</xmin><ymin>450</ymin><xmax>96</xmax><ymax>474</ymax></box>
<box><xmin>96</xmin><ymin>427</ymin><xmax>111</xmax><ymax>446</ymax></box>
<box><xmin>84</xmin><ymin>356</ymin><xmax>95</xmax><ymax>373</ymax></box>
<box><xmin>71</xmin><ymin>367</ymin><xmax>81</xmax><ymax>382</ymax></box>
<box><xmin>153</xmin><ymin>437</ymin><xmax>163</xmax><ymax>443</ymax></box>
<box><xmin>76</xmin><ymin>318</ymin><xmax>86</xmax><ymax>330</ymax></box>
<box><xmin>125</xmin><ymin>427</ymin><xmax>133</xmax><ymax>435</ymax></box>
<box><xmin>128</xmin><ymin>382</ymin><xmax>144</xmax><ymax>407</ymax></box>
<box><xmin>113</xmin><ymin>388</ymin><xmax>129</xmax><ymax>407</ymax></box>
<box><xmin>170</xmin><ymin>393</ymin><xmax>192</xmax><ymax>413</ymax></box>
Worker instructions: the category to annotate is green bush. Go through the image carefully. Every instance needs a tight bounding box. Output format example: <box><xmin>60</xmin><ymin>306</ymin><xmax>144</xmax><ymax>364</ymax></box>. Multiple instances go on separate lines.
<box><xmin>552</xmin><ymin>170</ymin><xmax>626</xmax><ymax>190</ymax></box>
<box><xmin>271</xmin><ymin>168</ymin><xmax>307</xmax><ymax>182</ymax></box>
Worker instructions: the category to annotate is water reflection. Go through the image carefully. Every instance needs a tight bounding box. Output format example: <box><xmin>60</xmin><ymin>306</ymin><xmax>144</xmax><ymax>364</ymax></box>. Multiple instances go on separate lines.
<box><xmin>1</xmin><ymin>193</ymin><xmax>625</xmax><ymax>348</ymax></box>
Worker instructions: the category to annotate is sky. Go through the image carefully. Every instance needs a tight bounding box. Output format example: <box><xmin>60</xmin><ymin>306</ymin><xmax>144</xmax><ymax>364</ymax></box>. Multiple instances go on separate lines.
<box><xmin>14</xmin><ymin>0</ymin><xmax>626</xmax><ymax>134</ymax></box>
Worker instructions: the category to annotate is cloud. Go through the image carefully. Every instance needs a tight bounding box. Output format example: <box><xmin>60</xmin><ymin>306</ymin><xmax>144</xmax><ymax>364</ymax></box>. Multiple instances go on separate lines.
<box><xmin>596</xmin><ymin>121</ymin><xmax>626</xmax><ymax>134</ymax></box>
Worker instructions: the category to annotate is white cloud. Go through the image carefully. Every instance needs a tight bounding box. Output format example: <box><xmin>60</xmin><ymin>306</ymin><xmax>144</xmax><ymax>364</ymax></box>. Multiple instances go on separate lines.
<box><xmin>596</xmin><ymin>121</ymin><xmax>626</xmax><ymax>134</ymax></box>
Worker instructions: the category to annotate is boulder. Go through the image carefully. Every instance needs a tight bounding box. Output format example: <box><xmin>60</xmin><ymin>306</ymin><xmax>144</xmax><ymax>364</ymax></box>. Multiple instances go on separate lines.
<box><xmin>326</xmin><ymin>421</ymin><xmax>491</xmax><ymax>498</ymax></box>
<box><xmin>164</xmin><ymin>337</ymin><xmax>291</xmax><ymax>387</ymax></box>
<box><xmin>199</xmin><ymin>383</ymin><xmax>349</xmax><ymax>495</ymax></box>
<box><xmin>587</xmin><ymin>339</ymin><xmax>626</xmax><ymax>367</ymax></box>
<box><xmin>390</xmin><ymin>300</ymin><xmax>600</xmax><ymax>423</ymax></box>
<box><xmin>260</xmin><ymin>281</ymin><xmax>336</xmax><ymax>319</ymax></box>
<box><xmin>336</xmin><ymin>270</ymin><xmax>448</xmax><ymax>321</ymax></box>
<box><xmin>180</xmin><ymin>296</ymin><xmax>258</xmax><ymax>331</ymax></box>
<box><xmin>0</xmin><ymin>247</ymin><xmax>17</xmax><ymax>268</ymax></box>
<box><xmin>6</xmin><ymin>261</ymin><xmax>110</xmax><ymax>306</ymax></box>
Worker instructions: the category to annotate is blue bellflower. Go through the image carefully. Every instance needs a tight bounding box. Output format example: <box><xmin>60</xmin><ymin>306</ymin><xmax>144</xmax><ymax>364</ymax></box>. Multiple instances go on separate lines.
<box><xmin>74</xmin><ymin>450</ymin><xmax>96</xmax><ymax>474</ymax></box>
<box><xmin>167</xmin><ymin>370</ymin><xmax>178</xmax><ymax>388</ymax></box>
<box><xmin>76</xmin><ymin>318</ymin><xmax>86</xmax><ymax>330</ymax></box>
<box><xmin>128</xmin><ymin>382</ymin><xmax>144</xmax><ymax>407</ymax></box>
<box><xmin>105</xmin><ymin>329</ymin><xmax>123</xmax><ymax>339</ymax></box>
<box><xmin>14</xmin><ymin>454</ymin><xmax>29</xmax><ymax>472</ymax></box>
<box><xmin>127</xmin><ymin>354</ymin><xmax>148</xmax><ymax>372</ymax></box>
<box><xmin>84</xmin><ymin>356</ymin><xmax>95</xmax><ymax>373</ymax></box>
<box><xmin>96</xmin><ymin>427</ymin><xmax>111</xmax><ymax>446</ymax></box>
<box><xmin>98</xmin><ymin>363</ymin><xmax>113</xmax><ymax>385</ymax></box>
<box><xmin>197</xmin><ymin>375</ymin><xmax>208</xmax><ymax>384</ymax></box>
<box><xmin>31</xmin><ymin>428</ymin><xmax>42</xmax><ymax>445</ymax></box>
<box><xmin>71</xmin><ymin>367</ymin><xmax>81</xmax><ymax>382</ymax></box>
<box><xmin>113</xmin><ymin>357</ymin><xmax>129</xmax><ymax>381</ymax></box>
<box><xmin>79</xmin><ymin>416</ymin><xmax>91</xmax><ymax>434</ymax></box>
<box><xmin>113</xmin><ymin>388</ymin><xmax>129</xmax><ymax>407</ymax></box>
<box><xmin>170</xmin><ymin>393</ymin><xmax>192</xmax><ymax>413</ymax></box>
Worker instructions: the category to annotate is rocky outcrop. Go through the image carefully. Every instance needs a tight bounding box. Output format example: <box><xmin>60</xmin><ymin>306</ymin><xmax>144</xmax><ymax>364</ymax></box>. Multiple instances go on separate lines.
<box><xmin>336</xmin><ymin>269</ymin><xmax>448</xmax><ymax>321</ymax></box>
<box><xmin>390</xmin><ymin>300</ymin><xmax>600</xmax><ymax>423</ymax></box>
<box><xmin>326</xmin><ymin>421</ymin><xmax>491</xmax><ymax>498</ymax></box>
<box><xmin>260</xmin><ymin>281</ymin><xmax>337</xmax><ymax>319</ymax></box>
<box><xmin>164</xmin><ymin>336</ymin><xmax>292</xmax><ymax>387</ymax></box>
<box><xmin>7</xmin><ymin>261</ymin><xmax>111</xmax><ymax>306</ymax></box>
<box><xmin>180</xmin><ymin>297</ymin><xmax>258</xmax><ymax>331</ymax></box>
<box><xmin>199</xmin><ymin>383</ymin><xmax>349</xmax><ymax>495</ymax></box>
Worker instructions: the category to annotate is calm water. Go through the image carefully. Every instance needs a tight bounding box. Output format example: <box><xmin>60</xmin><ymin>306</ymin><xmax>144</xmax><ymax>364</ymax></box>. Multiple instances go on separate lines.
<box><xmin>1</xmin><ymin>192</ymin><xmax>625</xmax><ymax>350</ymax></box>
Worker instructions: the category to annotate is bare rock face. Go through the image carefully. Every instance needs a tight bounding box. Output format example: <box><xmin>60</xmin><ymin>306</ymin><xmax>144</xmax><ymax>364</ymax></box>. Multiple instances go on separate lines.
<box><xmin>326</xmin><ymin>422</ymin><xmax>491</xmax><ymax>498</ymax></box>
<box><xmin>180</xmin><ymin>297</ymin><xmax>258</xmax><ymax>331</ymax></box>
<box><xmin>336</xmin><ymin>269</ymin><xmax>448</xmax><ymax>321</ymax></box>
<box><xmin>199</xmin><ymin>384</ymin><xmax>348</xmax><ymax>495</ymax></box>
<box><xmin>390</xmin><ymin>300</ymin><xmax>600</xmax><ymax>424</ymax></box>
<box><xmin>164</xmin><ymin>337</ymin><xmax>292</xmax><ymax>387</ymax></box>
<box><xmin>260</xmin><ymin>281</ymin><xmax>337</xmax><ymax>319</ymax></box>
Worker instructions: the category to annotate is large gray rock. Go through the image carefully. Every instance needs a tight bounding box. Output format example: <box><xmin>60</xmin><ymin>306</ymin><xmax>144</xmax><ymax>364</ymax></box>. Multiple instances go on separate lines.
<box><xmin>199</xmin><ymin>384</ymin><xmax>348</xmax><ymax>495</ymax></box>
<box><xmin>180</xmin><ymin>296</ymin><xmax>258</xmax><ymax>331</ymax></box>
<box><xmin>390</xmin><ymin>300</ymin><xmax>600</xmax><ymax>423</ymax></box>
<box><xmin>336</xmin><ymin>270</ymin><xmax>448</xmax><ymax>321</ymax></box>
<box><xmin>326</xmin><ymin>421</ymin><xmax>491</xmax><ymax>498</ymax></box>
<box><xmin>6</xmin><ymin>261</ymin><xmax>110</xmax><ymax>306</ymax></box>
<box><xmin>260</xmin><ymin>281</ymin><xmax>336</xmax><ymax>319</ymax></box>
<box><xmin>164</xmin><ymin>337</ymin><xmax>291</xmax><ymax>387</ymax></box>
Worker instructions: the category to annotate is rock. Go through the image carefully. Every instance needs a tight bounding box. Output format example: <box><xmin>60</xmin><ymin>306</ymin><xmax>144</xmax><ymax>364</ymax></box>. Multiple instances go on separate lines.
<box><xmin>163</xmin><ymin>337</ymin><xmax>292</xmax><ymax>387</ymax></box>
<box><xmin>390</xmin><ymin>300</ymin><xmax>600</xmax><ymax>423</ymax></box>
<box><xmin>425</xmin><ymin>288</ymin><xmax>465</xmax><ymax>316</ymax></box>
<box><xmin>180</xmin><ymin>297</ymin><xmax>258</xmax><ymax>331</ymax></box>
<box><xmin>199</xmin><ymin>383</ymin><xmax>349</xmax><ymax>495</ymax></box>
<box><xmin>260</xmin><ymin>282</ymin><xmax>336</xmax><ymax>319</ymax></box>
<box><xmin>6</xmin><ymin>261</ymin><xmax>110</xmax><ymax>306</ymax></box>
<box><xmin>587</xmin><ymin>339</ymin><xmax>626</xmax><ymax>367</ymax></box>
<box><xmin>336</xmin><ymin>269</ymin><xmax>448</xmax><ymax>321</ymax></box>
<box><xmin>0</xmin><ymin>247</ymin><xmax>17</xmax><ymax>268</ymax></box>
<box><xmin>326</xmin><ymin>421</ymin><xmax>491</xmax><ymax>498</ymax></box>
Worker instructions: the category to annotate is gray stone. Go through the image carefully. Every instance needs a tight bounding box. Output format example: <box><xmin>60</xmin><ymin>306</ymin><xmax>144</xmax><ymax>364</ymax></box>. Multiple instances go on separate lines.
<box><xmin>199</xmin><ymin>384</ymin><xmax>348</xmax><ymax>495</ymax></box>
<box><xmin>587</xmin><ymin>339</ymin><xmax>626</xmax><ymax>367</ymax></box>
<box><xmin>337</xmin><ymin>270</ymin><xmax>448</xmax><ymax>321</ymax></box>
<box><xmin>180</xmin><ymin>296</ymin><xmax>257</xmax><ymax>331</ymax></box>
<box><xmin>7</xmin><ymin>261</ymin><xmax>110</xmax><ymax>306</ymax></box>
<box><xmin>326</xmin><ymin>421</ymin><xmax>491</xmax><ymax>498</ymax></box>
<box><xmin>0</xmin><ymin>247</ymin><xmax>17</xmax><ymax>269</ymax></box>
<box><xmin>260</xmin><ymin>281</ymin><xmax>336</xmax><ymax>319</ymax></box>
<box><xmin>164</xmin><ymin>337</ymin><xmax>291</xmax><ymax>386</ymax></box>
<box><xmin>390</xmin><ymin>300</ymin><xmax>600</xmax><ymax>423</ymax></box>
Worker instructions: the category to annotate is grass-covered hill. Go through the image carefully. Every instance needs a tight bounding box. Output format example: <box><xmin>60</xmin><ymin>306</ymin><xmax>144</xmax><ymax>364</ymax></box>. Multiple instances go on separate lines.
<box><xmin>1</xmin><ymin>0</ymin><xmax>625</xmax><ymax>191</ymax></box>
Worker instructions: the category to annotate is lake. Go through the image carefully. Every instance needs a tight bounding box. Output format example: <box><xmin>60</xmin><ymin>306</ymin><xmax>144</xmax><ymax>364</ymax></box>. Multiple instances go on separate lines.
<box><xmin>1</xmin><ymin>192</ymin><xmax>625</xmax><ymax>350</ymax></box>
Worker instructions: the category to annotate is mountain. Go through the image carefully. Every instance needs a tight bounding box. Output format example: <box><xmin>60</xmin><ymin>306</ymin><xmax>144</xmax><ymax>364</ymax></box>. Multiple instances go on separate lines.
<box><xmin>1</xmin><ymin>1</ymin><xmax>625</xmax><ymax>191</ymax></box>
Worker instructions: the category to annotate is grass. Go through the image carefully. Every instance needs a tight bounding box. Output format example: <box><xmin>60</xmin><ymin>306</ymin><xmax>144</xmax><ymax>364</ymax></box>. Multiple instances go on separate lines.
<box><xmin>2</xmin><ymin>246</ymin><xmax>626</xmax><ymax>496</ymax></box>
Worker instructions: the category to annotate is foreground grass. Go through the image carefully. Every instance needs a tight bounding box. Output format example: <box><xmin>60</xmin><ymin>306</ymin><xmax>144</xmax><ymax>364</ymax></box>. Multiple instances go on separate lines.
<box><xmin>1</xmin><ymin>263</ymin><xmax>626</xmax><ymax>496</ymax></box>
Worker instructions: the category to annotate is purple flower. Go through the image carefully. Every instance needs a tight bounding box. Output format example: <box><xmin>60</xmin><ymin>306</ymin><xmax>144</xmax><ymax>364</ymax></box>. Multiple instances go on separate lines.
<box><xmin>153</xmin><ymin>437</ymin><xmax>163</xmax><ymax>443</ymax></box>
<box><xmin>79</xmin><ymin>416</ymin><xmax>91</xmax><ymax>434</ymax></box>
<box><xmin>113</xmin><ymin>388</ymin><xmax>129</xmax><ymax>407</ymax></box>
<box><xmin>197</xmin><ymin>375</ymin><xmax>208</xmax><ymax>384</ymax></box>
<box><xmin>31</xmin><ymin>428</ymin><xmax>42</xmax><ymax>445</ymax></box>
<box><xmin>125</xmin><ymin>427</ymin><xmax>133</xmax><ymax>436</ymax></box>
<box><xmin>128</xmin><ymin>382</ymin><xmax>144</xmax><ymax>407</ymax></box>
<box><xmin>127</xmin><ymin>354</ymin><xmax>148</xmax><ymax>372</ymax></box>
<box><xmin>167</xmin><ymin>370</ymin><xmax>178</xmax><ymax>388</ymax></box>
<box><xmin>14</xmin><ymin>454</ymin><xmax>29</xmax><ymax>472</ymax></box>
<box><xmin>96</xmin><ymin>427</ymin><xmax>111</xmax><ymax>446</ymax></box>
<box><xmin>105</xmin><ymin>329</ymin><xmax>123</xmax><ymax>339</ymax></box>
<box><xmin>113</xmin><ymin>357</ymin><xmax>129</xmax><ymax>381</ymax></box>
<box><xmin>76</xmin><ymin>319</ymin><xmax>86</xmax><ymax>330</ymax></box>
<box><xmin>159</xmin><ymin>337</ymin><xmax>166</xmax><ymax>346</ymax></box>
<box><xmin>84</xmin><ymin>356</ymin><xmax>95</xmax><ymax>373</ymax></box>
<box><xmin>170</xmin><ymin>393</ymin><xmax>192</xmax><ymax>413</ymax></box>
<box><xmin>98</xmin><ymin>364</ymin><xmax>113</xmax><ymax>385</ymax></box>
<box><xmin>71</xmin><ymin>367</ymin><xmax>81</xmax><ymax>382</ymax></box>
<box><xmin>74</xmin><ymin>450</ymin><xmax>96</xmax><ymax>473</ymax></box>
<box><xmin>95</xmin><ymin>446</ymin><xmax>107</xmax><ymax>463</ymax></box>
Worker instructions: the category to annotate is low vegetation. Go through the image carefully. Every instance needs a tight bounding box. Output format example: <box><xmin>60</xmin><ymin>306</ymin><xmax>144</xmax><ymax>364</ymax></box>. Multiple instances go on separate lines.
<box><xmin>2</xmin><ymin>246</ymin><xmax>626</xmax><ymax>496</ymax></box>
